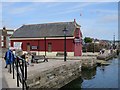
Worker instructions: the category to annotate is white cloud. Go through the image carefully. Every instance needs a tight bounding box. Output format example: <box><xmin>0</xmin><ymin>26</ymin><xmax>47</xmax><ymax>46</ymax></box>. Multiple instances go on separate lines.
<box><xmin>3</xmin><ymin>2</ymin><xmax>42</xmax><ymax>15</ymax></box>
<box><xmin>0</xmin><ymin>3</ymin><xmax>2</xmax><ymax>28</ymax></box>
<box><xmin>90</xmin><ymin>9</ymin><xmax>118</xmax><ymax>14</ymax></box>
<box><xmin>46</xmin><ymin>3</ymin><xmax>97</xmax><ymax>16</ymax></box>
<box><xmin>1</xmin><ymin>0</ymin><xmax>58</xmax><ymax>2</ymax></box>
<box><xmin>3</xmin><ymin>2</ymin><xmax>118</xmax><ymax>16</ymax></box>
<box><xmin>98</xmin><ymin>14</ymin><xmax>118</xmax><ymax>23</ymax></box>
<box><xmin>3</xmin><ymin>2</ymin><xmax>64</xmax><ymax>15</ymax></box>
<box><xmin>46</xmin><ymin>3</ymin><xmax>63</xmax><ymax>8</ymax></box>
<box><xmin>10</xmin><ymin>4</ymin><xmax>34</xmax><ymax>14</ymax></box>
<box><xmin>1</xmin><ymin>0</ymin><xmax>119</xmax><ymax>2</ymax></box>
<box><xmin>82</xmin><ymin>26</ymin><xmax>118</xmax><ymax>40</ymax></box>
<box><xmin>3</xmin><ymin>2</ymin><xmax>92</xmax><ymax>16</ymax></box>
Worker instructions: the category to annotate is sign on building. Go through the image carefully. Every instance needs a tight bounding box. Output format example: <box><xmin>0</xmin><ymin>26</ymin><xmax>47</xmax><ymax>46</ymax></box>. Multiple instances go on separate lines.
<box><xmin>74</xmin><ymin>38</ymin><xmax>82</xmax><ymax>43</ymax></box>
<box><xmin>14</xmin><ymin>42</ymin><xmax>22</xmax><ymax>49</ymax></box>
<box><xmin>31</xmin><ymin>46</ymin><xmax>38</xmax><ymax>50</ymax></box>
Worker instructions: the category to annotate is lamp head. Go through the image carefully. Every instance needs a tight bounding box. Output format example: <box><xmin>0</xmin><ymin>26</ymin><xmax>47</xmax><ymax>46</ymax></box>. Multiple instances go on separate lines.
<box><xmin>63</xmin><ymin>27</ymin><xmax>68</xmax><ymax>34</ymax></box>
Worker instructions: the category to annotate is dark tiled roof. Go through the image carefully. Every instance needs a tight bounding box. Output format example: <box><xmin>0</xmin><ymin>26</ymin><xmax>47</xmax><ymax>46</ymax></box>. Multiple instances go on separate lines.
<box><xmin>11</xmin><ymin>21</ymin><xmax>80</xmax><ymax>38</ymax></box>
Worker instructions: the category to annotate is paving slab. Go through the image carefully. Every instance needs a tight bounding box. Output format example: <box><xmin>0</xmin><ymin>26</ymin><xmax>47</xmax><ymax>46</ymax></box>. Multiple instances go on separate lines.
<box><xmin>1</xmin><ymin>58</ymin><xmax>22</xmax><ymax>89</ymax></box>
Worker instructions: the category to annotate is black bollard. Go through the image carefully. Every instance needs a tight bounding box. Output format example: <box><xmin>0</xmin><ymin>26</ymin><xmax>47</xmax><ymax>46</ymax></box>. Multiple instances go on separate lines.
<box><xmin>25</xmin><ymin>61</ymin><xmax>27</xmax><ymax>80</ymax></box>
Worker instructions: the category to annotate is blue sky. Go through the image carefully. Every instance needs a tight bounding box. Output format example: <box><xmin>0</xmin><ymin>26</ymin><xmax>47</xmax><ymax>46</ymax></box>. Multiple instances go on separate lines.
<box><xmin>1</xmin><ymin>2</ymin><xmax>118</xmax><ymax>40</ymax></box>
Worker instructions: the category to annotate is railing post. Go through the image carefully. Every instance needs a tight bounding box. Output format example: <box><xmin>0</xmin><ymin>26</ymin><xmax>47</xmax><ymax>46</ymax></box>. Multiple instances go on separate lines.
<box><xmin>13</xmin><ymin>60</ymin><xmax>15</xmax><ymax>79</ymax></box>
<box><xmin>10</xmin><ymin>63</ymin><xmax>12</xmax><ymax>74</ymax></box>
<box><xmin>16</xmin><ymin>57</ymin><xmax>19</xmax><ymax>87</ymax></box>
<box><xmin>22</xmin><ymin>59</ymin><xmax>24</xmax><ymax>90</ymax></box>
<box><xmin>25</xmin><ymin>61</ymin><xmax>27</xmax><ymax>80</ymax></box>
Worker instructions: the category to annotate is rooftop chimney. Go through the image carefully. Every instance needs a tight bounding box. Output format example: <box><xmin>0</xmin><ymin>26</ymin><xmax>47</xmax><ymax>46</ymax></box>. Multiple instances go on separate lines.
<box><xmin>74</xmin><ymin>19</ymin><xmax>76</xmax><ymax>23</ymax></box>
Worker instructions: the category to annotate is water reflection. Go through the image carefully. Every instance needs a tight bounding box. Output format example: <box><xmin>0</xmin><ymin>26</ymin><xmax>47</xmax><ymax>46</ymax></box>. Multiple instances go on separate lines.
<box><xmin>100</xmin><ymin>65</ymin><xmax>105</xmax><ymax>71</ymax></box>
<box><xmin>81</xmin><ymin>67</ymin><xmax>96</xmax><ymax>80</ymax></box>
<box><xmin>60</xmin><ymin>67</ymin><xmax>97</xmax><ymax>89</ymax></box>
<box><xmin>60</xmin><ymin>76</ymin><xmax>83</xmax><ymax>89</ymax></box>
<box><xmin>60</xmin><ymin>57</ymin><xmax>119</xmax><ymax>89</ymax></box>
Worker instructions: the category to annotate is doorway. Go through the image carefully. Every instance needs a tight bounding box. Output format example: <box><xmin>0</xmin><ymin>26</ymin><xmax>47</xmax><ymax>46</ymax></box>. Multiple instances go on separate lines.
<box><xmin>27</xmin><ymin>43</ymin><xmax>30</xmax><ymax>52</ymax></box>
<box><xmin>48</xmin><ymin>43</ymin><xmax>52</xmax><ymax>52</ymax></box>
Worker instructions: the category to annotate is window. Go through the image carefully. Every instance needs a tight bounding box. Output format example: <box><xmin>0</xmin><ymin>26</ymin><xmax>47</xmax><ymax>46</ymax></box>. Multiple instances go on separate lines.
<box><xmin>27</xmin><ymin>43</ymin><xmax>31</xmax><ymax>51</ymax></box>
<box><xmin>1</xmin><ymin>36</ymin><xmax>4</xmax><ymax>40</ymax></box>
<box><xmin>1</xmin><ymin>42</ymin><xmax>4</xmax><ymax>47</ymax></box>
<box><xmin>7</xmin><ymin>31</ymin><xmax>14</xmax><ymax>35</ymax></box>
<box><xmin>48</xmin><ymin>43</ymin><xmax>52</xmax><ymax>52</ymax></box>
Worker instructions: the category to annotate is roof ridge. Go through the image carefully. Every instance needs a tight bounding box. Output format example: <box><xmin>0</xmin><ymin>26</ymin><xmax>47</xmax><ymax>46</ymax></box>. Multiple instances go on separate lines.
<box><xmin>23</xmin><ymin>21</ymin><xmax>74</xmax><ymax>26</ymax></box>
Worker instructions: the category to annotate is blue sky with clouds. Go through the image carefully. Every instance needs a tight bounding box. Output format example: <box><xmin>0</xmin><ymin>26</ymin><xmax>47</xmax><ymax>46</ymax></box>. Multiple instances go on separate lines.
<box><xmin>1</xmin><ymin>2</ymin><xmax>118</xmax><ymax>40</ymax></box>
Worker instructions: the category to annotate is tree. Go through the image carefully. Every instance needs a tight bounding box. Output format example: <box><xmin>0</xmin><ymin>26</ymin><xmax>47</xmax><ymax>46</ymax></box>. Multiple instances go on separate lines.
<box><xmin>84</xmin><ymin>37</ymin><xmax>92</xmax><ymax>43</ymax></box>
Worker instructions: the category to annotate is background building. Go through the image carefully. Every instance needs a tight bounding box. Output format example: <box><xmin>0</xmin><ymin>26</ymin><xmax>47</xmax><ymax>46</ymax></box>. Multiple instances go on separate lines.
<box><xmin>0</xmin><ymin>27</ymin><xmax>7</xmax><ymax>49</ymax></box>
<box><xmin>0</xmin><ymin>27</ymin><xmax>14</xmax><ymax>49</ymax></box>
<box><xmin>0</xmin><ymin>27</ymin><xmax>14</xmax><ymax>57</ymax></box>
<box><xmin>11</xmin><ymin>19</ymin><xmax>83</xmax><ymax>56</ymax></box>
<box><xmin>82</xmin><ymin>37</ymin><xmax>111</xmax><ymax>52</ymax></box>
<box><xmin>6</xmin><ymin>29</ymin><xmax>15</xmax><ymax>48</ymax></box>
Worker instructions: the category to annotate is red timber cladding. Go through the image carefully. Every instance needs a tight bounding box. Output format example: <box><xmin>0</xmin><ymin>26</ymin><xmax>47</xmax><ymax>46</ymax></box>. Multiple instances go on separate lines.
<box><xmin>11</xmin><ymin>39</ymin><xmax>74</xmax><ymax>52</ymax></box>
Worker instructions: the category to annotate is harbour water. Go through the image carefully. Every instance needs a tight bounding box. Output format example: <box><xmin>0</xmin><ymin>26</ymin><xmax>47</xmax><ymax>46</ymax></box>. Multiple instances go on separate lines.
<box><xmin>61</xmin><ymin>57</ymin><xmax>119</xmax><ymax>89</ymax></box>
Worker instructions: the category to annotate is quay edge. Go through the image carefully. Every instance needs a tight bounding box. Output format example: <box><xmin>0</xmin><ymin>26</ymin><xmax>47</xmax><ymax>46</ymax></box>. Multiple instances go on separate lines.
<box><xmin>26</xmin><ymin>61</ymin><xmax>82</xmax><ymax>89</ymax></box>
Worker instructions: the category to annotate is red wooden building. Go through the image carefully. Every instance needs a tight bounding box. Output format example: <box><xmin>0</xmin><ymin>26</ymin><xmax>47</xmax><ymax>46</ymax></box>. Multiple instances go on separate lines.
<box><xmin>11</xmin><ymin>19</ymin><xmax>82</xmax><ymax>56</ymax></box>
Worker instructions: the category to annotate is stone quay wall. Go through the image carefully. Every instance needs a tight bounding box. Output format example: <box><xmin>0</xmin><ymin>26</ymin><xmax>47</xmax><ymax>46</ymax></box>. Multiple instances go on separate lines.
<box><xmin>26</xmin><ymin>61</ymin><xmax>82</xmax><ymax>88</ymax></box>
<box><xmin>81</xmin><ymin>57</ymin><xmax>97</xmax><ymax>69</ymax></box>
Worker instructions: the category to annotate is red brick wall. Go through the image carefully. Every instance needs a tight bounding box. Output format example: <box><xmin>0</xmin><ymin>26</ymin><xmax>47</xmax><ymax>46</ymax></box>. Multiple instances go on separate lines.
<box><xmin>74</xmin><ymin>28</ymin><xmax>82</xmax><ymax>56</ymax></box>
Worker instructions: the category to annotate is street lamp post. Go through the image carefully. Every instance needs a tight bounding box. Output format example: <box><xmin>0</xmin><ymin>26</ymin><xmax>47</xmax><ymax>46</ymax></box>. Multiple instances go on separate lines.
<box><xmin>113</xmin><ymin>34</ymin><xmax>115</xmax><ymax>50</ymax></box>
<box><xmin>93</xmin><ymin>39</ymin><xmax>95</xmax><ymax>53</ymax></box>
<box><xmin>44</xmin><ymin>37</ymin><xmax>46</xmax><ymax>56</ymax></box>
<box><xmin>63</xmin><ymin>27</ymin><xmax>68</xmax><ymax>62</ymax></box>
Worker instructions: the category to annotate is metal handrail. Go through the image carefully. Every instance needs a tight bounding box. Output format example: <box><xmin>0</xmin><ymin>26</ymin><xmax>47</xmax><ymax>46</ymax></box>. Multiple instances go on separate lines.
<box><xmin>12</xmin><ymin>55</ymin><xmax>29</xmax><ymax>90</ymax></box>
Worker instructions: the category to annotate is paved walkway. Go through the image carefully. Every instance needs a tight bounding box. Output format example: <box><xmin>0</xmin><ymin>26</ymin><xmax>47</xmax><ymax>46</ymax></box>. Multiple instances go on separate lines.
<box><xmin>27</xmin><ymin>60</ymin><xmax>81</xmax><ymax>77</ymax></box>
<box><xmin>0</xmin><ymin>57</ymin><xmax>2</xmax><ymax>90</ymax></box>
<box><xmin>0</xmin><ymin>54</ymin><xmax>98</xmax><ymax>89</ymax></box>
<box><xmin>1</xmin><ymin>58</ymin><xmax>22</xmax><ymax>89</ymax></box>
<box><xmin>1</xmin><ymin>58</ymin><xmax>82</xmax><ymax>88</ymax></box>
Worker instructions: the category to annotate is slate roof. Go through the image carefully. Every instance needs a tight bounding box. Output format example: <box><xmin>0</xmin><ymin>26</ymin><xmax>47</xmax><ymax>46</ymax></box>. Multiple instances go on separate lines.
<box><xmin>11</xmin><ymin>21</ymin><xmax>80</xmax><ymax>38</ymax></box>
